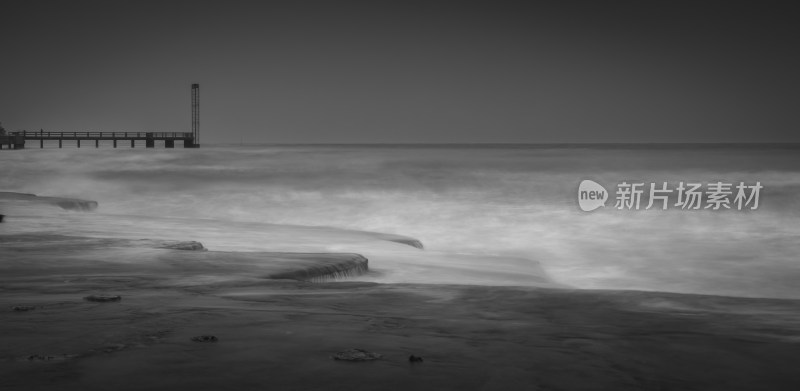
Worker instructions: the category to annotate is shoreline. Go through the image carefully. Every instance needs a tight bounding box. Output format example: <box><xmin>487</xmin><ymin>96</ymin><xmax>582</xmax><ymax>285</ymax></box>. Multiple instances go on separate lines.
<box><xmin>3</xmin><ymin>196</ymin><xmax>800</xmax><ymax>389</ymax></box>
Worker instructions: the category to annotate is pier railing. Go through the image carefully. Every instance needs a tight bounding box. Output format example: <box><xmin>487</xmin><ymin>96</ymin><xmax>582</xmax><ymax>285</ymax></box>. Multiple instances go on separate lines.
<box><xmin>11</xmin><ymin>131</ymin><xmax>194</xmax><ymax>140</ymax></box>
<box><xmin>3</xmin><ymin>131</ymin><xmax>198</xmax><ymax>149</ymax></box>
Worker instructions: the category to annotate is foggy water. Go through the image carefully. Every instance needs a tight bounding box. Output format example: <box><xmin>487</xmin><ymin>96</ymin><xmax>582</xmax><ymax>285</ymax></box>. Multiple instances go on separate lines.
<box><xmin>2</xmin><ymin>144</ymin><xmax>799</xmax><ymax>298</ymax></box>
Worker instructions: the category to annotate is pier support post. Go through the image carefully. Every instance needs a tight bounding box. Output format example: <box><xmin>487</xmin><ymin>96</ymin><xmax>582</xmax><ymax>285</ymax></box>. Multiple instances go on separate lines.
<box><xmin>146</xmin><ymin>132</ymin><xmax>154</xmax><ymax>148</ymax></box>
<box><xmin>77</xmin><ymin>140</ymin><xmax>81</xmax><ymax>148</ymax></box>
<box><xmin>59</xmin><ymin>140</ymin><xmax>62</xmax><ymax>148</ymax></box>
<box><xmin>131</xmin><ymin>140</ymin><xmax>135</xmax><ymax>148</ymax></box>
<box><xmin>165</xmin><ymin>140</ymin><xmax>174</xmax><ymax>148</ymax></box>
<box><xmin>10</xmin><ymin>135</ymin><xmax>26</xmax><ymax>149</ymax></box>
<box><xmin>40</xmin><ymin>139</ymin><xmax>44</xmax><ymax>149</ymax></box>
<box><xmin>113</xmin><ymin>140</ymin><xmax>117</xmax><ymax>148</ymax></box>
<box><xmin>95</xmin><ymin>140</ymin><xmax>99</xmax><ymax>148</ymax></box>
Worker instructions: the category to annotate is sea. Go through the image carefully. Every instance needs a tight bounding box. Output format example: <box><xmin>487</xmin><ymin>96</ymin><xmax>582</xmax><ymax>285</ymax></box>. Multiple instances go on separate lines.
<box><xmin>1</xmin><ymin>143</ymin><xmax>799</xmax><ymax>298</ymax></box>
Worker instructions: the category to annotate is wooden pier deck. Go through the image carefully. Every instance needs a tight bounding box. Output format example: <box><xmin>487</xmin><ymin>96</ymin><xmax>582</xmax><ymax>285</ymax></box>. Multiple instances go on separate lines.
<box><xmin>0</xmin><ymin>131</ymin><xmax>198</xmax><ymax>149</ymax></box>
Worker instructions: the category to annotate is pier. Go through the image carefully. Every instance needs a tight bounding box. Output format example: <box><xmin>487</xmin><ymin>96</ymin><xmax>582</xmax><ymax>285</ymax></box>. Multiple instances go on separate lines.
<box><xmin>1</xmin><ymin>83</ymin><xmax>201</xmax><ymax>150</ymax></box>
<box><xmin>1</xmin><ymin>131</ymin><xmax>198</xmax><ymax>149</ymax></box>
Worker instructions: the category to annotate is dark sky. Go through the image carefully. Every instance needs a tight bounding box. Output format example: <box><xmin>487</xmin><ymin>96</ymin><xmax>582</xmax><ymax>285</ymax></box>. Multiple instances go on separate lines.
<box><xmin>2</xmin><ymin>0</ymin><xmax>799</xmax><ymax>143</ymax></box>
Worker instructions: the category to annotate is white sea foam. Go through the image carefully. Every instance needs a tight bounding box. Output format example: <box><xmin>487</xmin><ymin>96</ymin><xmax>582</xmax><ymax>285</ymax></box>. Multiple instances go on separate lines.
<box><xmin>1</xmin><ymin>144</ymin><xmax>799</xmax><ymax>297</ymax></box>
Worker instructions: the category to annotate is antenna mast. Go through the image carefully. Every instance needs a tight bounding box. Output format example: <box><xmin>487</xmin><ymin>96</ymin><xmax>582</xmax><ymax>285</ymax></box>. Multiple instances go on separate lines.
<box><xmin>191</xmin><ymin>83</ymin><xmax>200</xmax><ymax>146</ymax></box>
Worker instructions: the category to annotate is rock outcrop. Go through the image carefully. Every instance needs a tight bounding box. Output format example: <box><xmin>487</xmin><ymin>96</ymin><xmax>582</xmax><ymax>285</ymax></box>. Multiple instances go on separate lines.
<box><xmin>268</xmin><ymin>254</ymin><xmax>369</xmax><ymax>282</ymax></box>
<box><xmin>158</xmin><ymin>241</ymin><xmax>206</xmax><ymax>251</ymax></box>
<box><xmin>0</xmin><ymin>192</ymin><xmax>98</xmax><ymax>211</ymax></box>
<box><xmin>332</xmin><ymin>348</ymin><xmax>382</xmax><ymax>361</ymax></box>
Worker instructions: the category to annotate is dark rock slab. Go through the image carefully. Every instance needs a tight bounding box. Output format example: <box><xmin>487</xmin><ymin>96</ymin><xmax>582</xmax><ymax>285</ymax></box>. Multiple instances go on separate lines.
<box><xmin>190</xmin><ymin>335</ymin><xmax>218</xmax><ymax>343</ymax></box>
<box><xmin>267</xmin><ymin>254</ymin><xmax>368</xmax><ymax>282</ymax></box>
<box><xmin>332</xmin><ymin>348</ymin><xmax>382</xmax><ymax>361</ymax></box>
<box><xmin>158</xmin><ymin>241</ymin><xmax>206</xmax><ymax>251</ymax></box>
<box><xmin>370</xmin><ymin>233</ymin><xmax>424</xmax><ymax>249</ymax></box>
<box><xmin>385</xmin><ymin>238</ymin><xmax>424</xmax><ymax>249</ymax></box>
<box><xmin>0</xmin><ymin>192</ymin><xmax>98</xmax><ymax>211</ymax></box>
<box><xmin>84</xmin><ymin>295</ymin><xmax>122</xmax><ymax>302</ymax></box>
<box><xmin>0</xmin><ymin>234</ymin><xmax>372</xmax><ymax>285</ymax></box>
<box><xmin>24</xmin><ymin>354</ymin><xmax>77</xmax><ymax>362</ymax></box>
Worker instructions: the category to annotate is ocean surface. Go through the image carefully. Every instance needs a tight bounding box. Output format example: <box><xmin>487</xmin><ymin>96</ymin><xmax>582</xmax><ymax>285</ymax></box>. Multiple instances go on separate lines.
<box><xmin>2</xmin><ymin>144</ymin><xmax>799</xmax><ymax>298</ymax></box>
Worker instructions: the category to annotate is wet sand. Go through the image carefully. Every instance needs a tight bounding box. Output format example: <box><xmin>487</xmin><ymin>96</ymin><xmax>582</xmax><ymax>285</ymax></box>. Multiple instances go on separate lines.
<box><xmin>2</xmin><ymin>235</ymin><xmax>800</xmax><ymax>390</ymax></box>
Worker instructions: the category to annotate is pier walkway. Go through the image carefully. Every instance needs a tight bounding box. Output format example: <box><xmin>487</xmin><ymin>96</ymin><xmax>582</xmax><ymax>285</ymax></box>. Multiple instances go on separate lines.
<box><xmin>0</xmin><ymin>131</ymin><xmax>198</xmax><ymax>149</ymax></box>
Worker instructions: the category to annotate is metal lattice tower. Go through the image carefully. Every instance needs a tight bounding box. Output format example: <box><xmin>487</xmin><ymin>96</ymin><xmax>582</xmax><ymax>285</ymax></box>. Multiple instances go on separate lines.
<box><xmin>191</xmin><ymin>83</ymin><xmax>199</xmax><ymax>146</ymax></box>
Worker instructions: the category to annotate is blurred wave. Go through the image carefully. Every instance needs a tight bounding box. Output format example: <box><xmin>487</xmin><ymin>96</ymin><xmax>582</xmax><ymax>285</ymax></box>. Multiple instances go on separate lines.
<box><xmin>1</xmin><ymin>144</ymin><xmax>799</xmax><ymax>297</ymax></box>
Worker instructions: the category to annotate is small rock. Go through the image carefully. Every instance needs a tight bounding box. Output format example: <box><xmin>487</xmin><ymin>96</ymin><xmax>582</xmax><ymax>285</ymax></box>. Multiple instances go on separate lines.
<box><xmin>161</xmin><ymin>241</ymin><xmax>206</xmax><ymax>251</ymax></box>
<box><xmin>190</xmin><ymin>335</ymin><xmax>218</xmax><ymax>343</ymax></box>
<box><xmin>409</xmin><ymin>355</ymin><xmax>424</xmax><ymax>363</ymax></box>
<box><xmin>12</xmin><ymin>305</ymin><xmax>36</xmax><ymax>312</ymax></box>
<box><xmin>84</xmin><ymin>295</ymin><xmax>122</xmax><ymax>302</ymax></box>
<box><xmin>332</xmin><ymin>348</ymin><xmax>382</xmax><ymax>361</ymax></box>
<box><xmin>102</xmin><ymin>344</ymin><xmax>127</xmax><ymax>353</ymax></box>
<box><xmin>26</xmin><ymin>354</ymin><xmax>74</xmax><ymax>362</ymax></box>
